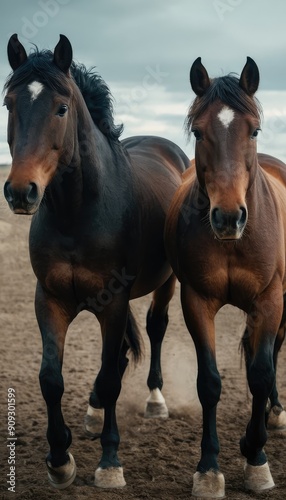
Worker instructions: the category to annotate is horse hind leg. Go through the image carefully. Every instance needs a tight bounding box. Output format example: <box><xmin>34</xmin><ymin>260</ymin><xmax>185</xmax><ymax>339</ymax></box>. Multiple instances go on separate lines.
<box><xmin>144</xmin><ymin>273</ymin><xmax>176</xmax><ymax>419</ymax></box>
<box><xmin>267</xmin><ymin>303</ymin><xmax>286</xmax><ymax>430</ymax></box>
<box><xmin>85</xmin><ymin>401</ymin><xmax>104</xmax><ymax>439</ymax></box>
<box><xmin>85</xmin><ymin>310</ymin><xmax>139</xmax><ymax>438</ymax></box>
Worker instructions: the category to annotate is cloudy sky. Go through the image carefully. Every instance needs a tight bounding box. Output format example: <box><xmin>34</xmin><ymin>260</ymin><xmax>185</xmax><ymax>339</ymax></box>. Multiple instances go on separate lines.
<box><xmin>0</xmin><ymin>0</ymin><xmax>286</xmax><ymax>163</ymax></box>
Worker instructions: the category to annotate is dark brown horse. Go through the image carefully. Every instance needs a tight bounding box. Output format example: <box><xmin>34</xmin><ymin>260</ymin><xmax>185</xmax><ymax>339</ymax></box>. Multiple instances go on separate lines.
<box><xmin>3</xmin><ymin>34</ymin><xmax>189</xmax><ymax>489</ymax></box>
<box><xmin>165</xmin><ymin>57</ymin><xmax>286</xmax><ymax>497</ymax></box>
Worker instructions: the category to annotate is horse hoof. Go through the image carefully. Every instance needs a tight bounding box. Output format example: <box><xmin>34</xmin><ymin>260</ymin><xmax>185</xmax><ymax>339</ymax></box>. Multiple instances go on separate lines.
<box><xmin>94</xmin><ymin>466</ymin><xmax>126</xmax><ymax>488</ymax></box>
<box><xmin>84</xmin><ymin>404</ymin><xmax>103</xmax><ymax>438</ymax></box>
<box><xmin>192</xmin><ymin>470</ymin><xmax>225</xmax><ymax>498</ymax></box>
<box><xmin>46</xmin><ymin>452</ymin><xmax>76</xmax><ymax>489</ymax></box>
<box><xmin>144</xmin><ymin>388</ymin><xmax>169</xmax><ymax>418</ymax></box>
<box><xmin>244</xmin><ymin>462</ymin><xmax>275</xmax><ymax>492</ymax></box>
<box><xmin>267</xmin><ymin>405</ymin><xmax>286</xmax><ymax>430</ymax></box>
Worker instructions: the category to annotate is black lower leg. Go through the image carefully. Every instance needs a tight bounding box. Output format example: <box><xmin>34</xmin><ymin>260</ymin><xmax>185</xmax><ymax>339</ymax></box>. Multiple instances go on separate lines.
<box><xmin>40</xmin><ymin>370</ymin><xmax>72</xmax><ymax>468</ymax></box>
<box><xmin>268</xmin><ymin>329</ymin><xmax>285</xmax><ymax>410</ymax></box>
<box><xmin>240</xmin><ymin>337</ymin><xmax>275</xmax><ymax>465</ymax></box>
<box><xmin>90</xmin><ymin>339</ymin><xmax>129</xmax><ymax>409</ymax></box>
<box><xmin>98</xmin><ymin>405</ymin><xmax>121</xmax><ymax>468</ymax></box>
<box><xmin>146</xmin><ymin>305</ymin><xmax>168</xmax><ymax>390</ymax></box>
<box><xmin>196</xmin><ymin>352</ymin><xmax>221</xmax><ymax>473</ymax></box>
<box><xmin>240</xmin><ymin>428</ymin><xmax>267</xmax><ymax>466</ymax></box>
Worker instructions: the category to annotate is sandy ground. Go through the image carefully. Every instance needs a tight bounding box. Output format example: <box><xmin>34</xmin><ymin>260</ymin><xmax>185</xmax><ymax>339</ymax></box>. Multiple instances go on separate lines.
<box><xmin>1</xmin><ymin>166</ymin><xmax>286</xmax><ymax>500</ymax></box>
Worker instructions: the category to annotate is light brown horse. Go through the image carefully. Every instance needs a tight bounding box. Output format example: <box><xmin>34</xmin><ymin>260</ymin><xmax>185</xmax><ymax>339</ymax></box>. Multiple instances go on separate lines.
<box><xmin>3</xmin><ymin>34</ymin><xmax>189</xmax><ymax>490</ymax></box>
<box><xmin>165</xmin><ymin>56</ymin><xmax>286</xmax><ymax>497</ymax></box>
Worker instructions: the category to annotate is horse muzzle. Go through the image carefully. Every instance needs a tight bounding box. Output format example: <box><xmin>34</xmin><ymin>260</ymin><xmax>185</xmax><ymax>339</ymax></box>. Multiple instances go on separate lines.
<box><xmin>210</xmin><ymin>206</ymin><xmax>248</xmax><ymax>240</ymax></box>
<box><xmin>3</xmin><ymin>181</ymin><xmax>41</xmax><ymax>214</ymax></box>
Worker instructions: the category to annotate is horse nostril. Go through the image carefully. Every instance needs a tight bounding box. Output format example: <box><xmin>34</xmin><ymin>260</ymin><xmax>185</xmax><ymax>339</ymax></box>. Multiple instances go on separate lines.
<box><xmin>239</xmin><ymin>206</ymin><xmax>247</xmax><ymax>226</ymax></box>
<box><xmin>26</xmin><ymin>182</ymin><xmax>38</xmax><ymax>204</ymax></box>
<box><xmin>211</xmin><ymin>207</ymin><xmax>223</xmax><ymax>229</ymax></box>
<box><xmin>211</xmin><ymin>206</ymin><xmax>248</xmax><ymax>237</ymax></box>
<box><xmin>3</xmin><ymin>181</ymin><xmax>40</xmax><ymax>211</ymax></box>
<box><xmin>3</xmin><ymin>181</ymin><xmax>14</xmax><ymax>203</ymax></box>
<box><xmin>232</xmin><ymin>206</ymin><xmax>247</xmax><ymax>229</ymax></box>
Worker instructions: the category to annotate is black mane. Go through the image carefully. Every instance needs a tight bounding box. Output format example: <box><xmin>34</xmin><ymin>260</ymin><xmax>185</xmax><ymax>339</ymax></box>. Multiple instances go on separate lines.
<box><xmin>4</xmin><ymin>48</ymin><xmax>123</xmax><ymax>142</ymax></box>
<box><xmin>185</xmin><ymin>74</ymin><xmax>262</xmax><ymax>137</ymax></box>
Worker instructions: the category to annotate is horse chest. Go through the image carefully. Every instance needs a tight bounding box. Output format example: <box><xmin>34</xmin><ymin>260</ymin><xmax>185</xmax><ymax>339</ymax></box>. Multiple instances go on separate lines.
<box><xmin>183</xmin><ymin>242</ymin><xmax>267</xmax><ymax>308</ymax></box>
<box><xmin>30</xmin><ymin>232</ymin><xmax>111</xmax><ymax>303</ymax></box>
<box><xmin>44</xmin><ymin>261</ymin><xmax>105</xmax><ymax>298</ymax></box>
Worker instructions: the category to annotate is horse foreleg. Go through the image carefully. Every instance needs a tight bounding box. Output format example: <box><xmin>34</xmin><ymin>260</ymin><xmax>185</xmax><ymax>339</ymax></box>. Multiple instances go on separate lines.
<box><xmin>240</xmin><ymin>337</ymin><xmax>276</xmax><ymax>492</ymax></box>
<box><xmin>267</xmin><ymin>294</ymin><xmax>286</xmax><ymax>429</ymax></box>
<box><xmin>93</xmin><ymin>296</ymin><xmax>131</xmax><ymax>488</ymax></box>
<box><xmin>85</xmin><ymin>321</ymin><xmax>132</xmax><ymax>438</ymax></box>
<box><xmin>181</xmin><ymin>284</ymin><xmax>225</xmax><ymax>499</ymax></box>
<box><xmin>36</xmin><ymin>283</ymin><xmax>76</xmax><ymax>489</ymax></box>
<box><xmin>240</xmin><ymin>285</ymin><xmax>283</xmax><ymax>493</ymax></box>
<box><xmin>144</xmin><ymin>273</ymin><xmax>176</xmax><ymax>418</ymax></box>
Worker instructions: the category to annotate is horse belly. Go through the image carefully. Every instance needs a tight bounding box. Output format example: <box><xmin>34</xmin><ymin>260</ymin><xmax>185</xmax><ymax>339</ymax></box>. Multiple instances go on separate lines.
<box><xmin>129</xmin><ymin>213</ymin><xmax>173</xmax><ymax>298</ymax></box>
<box><xmin>130</xmin><ymin>261</ymin><xmax>172</xmax><ymax>299</ymax></box>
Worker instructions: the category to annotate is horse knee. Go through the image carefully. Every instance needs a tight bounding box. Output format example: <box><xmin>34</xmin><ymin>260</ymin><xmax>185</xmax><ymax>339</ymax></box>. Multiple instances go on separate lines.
<box><xmin>39</xmin><ymin>366</ymin><xmax>64</xmax><ymax>405</ymax></box>
<box><xmin>96</xmin><ymin>369</ymin><xmax>121</xmax><ymax>407</ymax></box>
<box><xmin>248</xmin><ymin>361</ymin><xmax>275</xmax><ymax>399</ymax></box>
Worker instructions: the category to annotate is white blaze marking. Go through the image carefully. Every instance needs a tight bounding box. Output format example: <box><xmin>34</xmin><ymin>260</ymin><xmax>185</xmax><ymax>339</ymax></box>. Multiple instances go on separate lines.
<box><xmin>217</xmin><ymin>106</ymin><xmax>235</xmax><ymax>128</ymax></box>
<box><xmin>28</xmin><ymin>81</ymin><xmax>44</xmax><ymax>101</ymax></box>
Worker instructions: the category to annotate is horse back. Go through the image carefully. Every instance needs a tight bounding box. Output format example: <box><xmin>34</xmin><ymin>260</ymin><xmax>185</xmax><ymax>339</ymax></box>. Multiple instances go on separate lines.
<box><xmin>123</xmin><ymin>135</ymin><xmax>189</xmax><ymax>175</ymax></box>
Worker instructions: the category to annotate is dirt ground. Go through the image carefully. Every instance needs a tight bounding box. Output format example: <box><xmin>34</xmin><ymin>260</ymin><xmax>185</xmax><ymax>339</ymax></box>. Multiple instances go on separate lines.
<box><xmin>1</xmin><ymin>165</ymin><xmax>286</xmax><ymax>500</ymax></box>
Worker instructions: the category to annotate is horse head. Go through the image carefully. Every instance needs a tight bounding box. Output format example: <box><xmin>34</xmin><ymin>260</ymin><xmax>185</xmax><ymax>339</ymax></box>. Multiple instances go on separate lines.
<box><xmin>3</xmin><ymin>34</ymin><xmax>74</xmax><ymax>214</ymax></box>
<box><xmin>187</xmin><ymin>56</ymin><xmax>261</xmax><ymax>240</ymax></box>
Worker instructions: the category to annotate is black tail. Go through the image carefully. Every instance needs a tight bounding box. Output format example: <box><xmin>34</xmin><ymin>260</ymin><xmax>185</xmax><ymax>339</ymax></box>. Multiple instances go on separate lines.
<box><xmin>125</xmin><ymin>307</ymin><xmax>142</xmax><ymax>363</ymax></box>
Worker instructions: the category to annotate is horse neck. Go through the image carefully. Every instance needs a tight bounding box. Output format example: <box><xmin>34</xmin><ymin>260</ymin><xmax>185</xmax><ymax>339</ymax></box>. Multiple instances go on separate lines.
<box><xmin>246</xmin><ymin>165</ymin><xmax>279</xmax><ymax>230</ymax></box>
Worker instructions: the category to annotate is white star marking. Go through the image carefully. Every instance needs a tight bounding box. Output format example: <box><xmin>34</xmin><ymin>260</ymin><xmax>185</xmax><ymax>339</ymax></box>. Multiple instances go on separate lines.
<box><xmin>28</xmin><ymin>81</ymin><xmax>44</xmax><ymax>101</ymax></box>
<box><xmin>217</xmin><ymin>106</ymin><xmax>235</xmax><ymax>128</ymax></box>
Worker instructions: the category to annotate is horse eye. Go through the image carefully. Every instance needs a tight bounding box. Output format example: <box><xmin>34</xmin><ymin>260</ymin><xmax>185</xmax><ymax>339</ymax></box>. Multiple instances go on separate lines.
<box><xmin>56</xmin><ymin>104</ymin><xmax>68</xmax><ymax>117</ymax></box>
<box><xmin>192</xmin><ymin>129</ymin><xmax>202</xmax><ymax>141</ymax></box>
<box><xmin>251</xmin><ymin>128</ymin><xmax>260</xmax><ymax>139</ymax></box>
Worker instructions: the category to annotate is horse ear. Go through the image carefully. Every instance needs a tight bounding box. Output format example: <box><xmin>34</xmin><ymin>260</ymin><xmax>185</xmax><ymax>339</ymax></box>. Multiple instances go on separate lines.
<box><xmin>7</xmin><ymin>34</ymin><xmax>27</xmax><ymax>71</ymax></box>
<box><xmin>239</xmin><ymin>56</ymin><xmax>259</xmax><ymax>96</ymax></box>
<box><xmin>53</xmin><ymin>34</ymin><xmax>73</xmax><ymax>73</ymax></box>
<box><xmin>190</xmin><ymin>57</ymin><xmax>210</xmax><ymax>97</ymax></box>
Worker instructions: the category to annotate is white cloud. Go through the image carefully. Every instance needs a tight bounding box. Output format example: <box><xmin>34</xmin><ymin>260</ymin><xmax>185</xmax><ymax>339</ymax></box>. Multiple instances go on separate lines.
<box><xmin>1</xmin><ymin>1</ymin><xmax>286</xmax><ymax>164</ymax></box>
